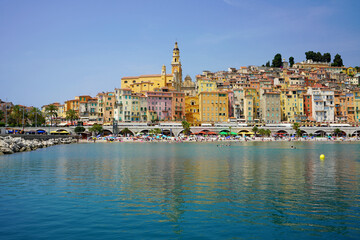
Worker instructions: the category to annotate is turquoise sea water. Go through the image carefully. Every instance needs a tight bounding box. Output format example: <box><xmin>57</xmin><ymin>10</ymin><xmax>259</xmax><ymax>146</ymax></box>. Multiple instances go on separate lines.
<box><xmin>0</xmin><ymin>142</ymin><xmax>360</xmax><ymax>239</ymax></box>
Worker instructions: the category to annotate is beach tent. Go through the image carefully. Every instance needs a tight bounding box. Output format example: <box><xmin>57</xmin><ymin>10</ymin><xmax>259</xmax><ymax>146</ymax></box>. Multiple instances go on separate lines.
<box><xmin>206</xmin><ymin>131</ymin><xmax>217</xmax><ymax>135</ymax></box>
<box><xmin>239</xmin><ymin>131</ymin><xmax>254</xmax><ymax>136</ymax></box>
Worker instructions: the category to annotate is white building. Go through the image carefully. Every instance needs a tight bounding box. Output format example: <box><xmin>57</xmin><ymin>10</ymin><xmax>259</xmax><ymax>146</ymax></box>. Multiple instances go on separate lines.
<box><xmin>114</xmin><ymin>88</ymin><xmax>132</xmax><ymax>122</ymax></box>
<box><xmin>307</xmin><ymin>87</ymin><xmax>335</xmax><ymax>122</ymax></box>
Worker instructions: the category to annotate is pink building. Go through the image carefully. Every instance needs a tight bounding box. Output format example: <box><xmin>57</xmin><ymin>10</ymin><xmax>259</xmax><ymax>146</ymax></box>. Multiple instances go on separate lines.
<box><xmin>146</xmin><ymin>91</ymin><xmax>172</xmax><ymax>121</ymax></box>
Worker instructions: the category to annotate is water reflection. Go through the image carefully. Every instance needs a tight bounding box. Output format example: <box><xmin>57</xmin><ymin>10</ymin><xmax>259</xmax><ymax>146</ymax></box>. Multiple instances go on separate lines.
<box><xmin>0</xmin><ymin>142</ymin><xmax>359</xmax><ymax>238</ymax></box>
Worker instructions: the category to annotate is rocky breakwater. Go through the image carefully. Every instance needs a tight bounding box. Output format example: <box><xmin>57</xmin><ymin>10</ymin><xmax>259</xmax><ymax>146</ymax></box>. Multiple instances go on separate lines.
<box><xmin>0</xmin><ymin>136</ymin><xmax>76</xmax><ymax>155</ymax></box>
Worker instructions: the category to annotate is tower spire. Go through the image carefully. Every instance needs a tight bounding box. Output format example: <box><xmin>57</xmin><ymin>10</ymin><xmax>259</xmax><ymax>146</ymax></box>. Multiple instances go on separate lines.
<box><xmin>171</xmin><ymin>41</ymin><xmax>182</xmax><ymax>91</ymax></box>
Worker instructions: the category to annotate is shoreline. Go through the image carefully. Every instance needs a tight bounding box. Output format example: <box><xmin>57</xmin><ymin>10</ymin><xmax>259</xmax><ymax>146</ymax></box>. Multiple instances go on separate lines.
<box><xmin>0</xmin><ymin>136</ymin><xmax>77</xmax><ymax>155</ymax></box>
<box><xmin>79</xmin><ymin>136</ymin><xmax>360</xmax><ymax>144</ymax></box>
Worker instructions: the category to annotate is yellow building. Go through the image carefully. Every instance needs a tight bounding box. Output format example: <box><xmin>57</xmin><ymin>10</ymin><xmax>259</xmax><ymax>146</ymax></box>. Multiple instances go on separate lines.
<box><xmin>41</xmin><ymin>102</ymin><xmax>65</xmax><ymax>124</ymax></box>
<box><xmin>121</xmin><ymin>42</ymin><xmax>183</xmax><ymax>93</ymax></box>
<box><xmin>64</xmin><ymin>99</ymin><xmax>79</xmax><ymax>113</ymax></box>
<box><xmin>243</xmin><ymin>87</ymin><xmax>260</xmax><ymax>119</ymax></box>
<box><xmin>185</xmin><ymin>95</ymin><xmax>200</xmax><ymax>126</ymax></box>
<box><xmin>199</xmin><ymin>91</ymin><xmax>228</xmax><ymax>123</ymax></box>
<box><xmin>97</xmin><ymin>92</ymin><xmax>115</xmax><ymax>124</ymax></box>
<box><xmin>280</xmin><ymin>88</ymin><xmax>306</xmax><ymax>122</ymax></box>
<box><xmin>57</xmin><ymin>104</ymin><xmax>65</xmax><ymax>120</ymax></box>
<box><xmin>197</xmin><ymin>78</ymin><xmax>217</xmax><ymax>93</ymax></box>
<box><xmin>244</xmin><ymin>94</ymin><xmax>254</xmax><ymax>122</ymax></box>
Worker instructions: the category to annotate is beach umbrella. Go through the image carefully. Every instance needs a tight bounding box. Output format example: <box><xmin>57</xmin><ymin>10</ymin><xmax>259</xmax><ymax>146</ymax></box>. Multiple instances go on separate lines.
<box><xmin>230</xmin><ymin>132</ymin><xmax>237</xmax><ymax>135</ymax></box>
<box><xmin>219</xmin><ymin>132</ymin><xmax>228</xmax><ymax>135</ymax></box>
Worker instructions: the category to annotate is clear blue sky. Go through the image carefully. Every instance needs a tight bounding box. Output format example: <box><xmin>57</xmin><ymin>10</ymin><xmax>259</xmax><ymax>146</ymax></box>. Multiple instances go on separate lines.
<box><xmin>1</xmin><ymin>0</ymin><xmax>359</xmax><ymax>107</ymax></box>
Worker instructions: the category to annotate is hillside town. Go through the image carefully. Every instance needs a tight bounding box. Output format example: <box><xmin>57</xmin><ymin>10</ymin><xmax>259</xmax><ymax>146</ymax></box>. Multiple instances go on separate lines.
<box><xmin>1</xmin><ymin>42</ymin><xmax>360</xmax><ymax>128</ymax></box>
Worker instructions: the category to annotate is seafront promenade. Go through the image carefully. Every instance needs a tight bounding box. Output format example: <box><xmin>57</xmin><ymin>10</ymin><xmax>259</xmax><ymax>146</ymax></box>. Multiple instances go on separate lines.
<box><xmin>2</xmin><ymin>125</ymin><xmax>360</xmax><ymax>137</ymax></box>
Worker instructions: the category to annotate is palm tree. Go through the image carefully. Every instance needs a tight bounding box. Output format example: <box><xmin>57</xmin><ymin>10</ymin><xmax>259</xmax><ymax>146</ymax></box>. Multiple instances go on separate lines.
<box><xmin>152</xmin><ymin>128</ymin><xmax>162</xmax><ymax>135</ymax></box>
<box><xmin>89</xmin><ymin>123</ymin><xmax>103</xmax><ymax>136</ymax></box>
<box><xmin>45</xmin><ymin>104</ymin><xmax>58</xmax><ymax>126</ymax></box>
<box><xmin>28</xmin><ymin>107</ymin><xmax>44</xmax><ymax>126</ymax></box>
<box><xmin>265</xmin><ymin>129</ymin><xmax>271</xmax><ymax>137</ymax></box>
<box><xmin>9</xmin><ymin>105</ymin><xmax>23</xmax><ymax>126</ymax></box>
<box><xmin>181</xmin><ymin>120</ymin><xmax>191</xmax><ymax>135</ymax></box>
<box><xmin>258</xmin><ymin>128</ymin><xmax>266</xmax><ymax>136</ymax></box>
<box><xmin>292</xmin><ymin>122</ymin><xmax>301</xmax><ymax>137</ymax></box>
<box><xmin>66</xmin><ymin>109</ymin><xmax>78</xmax><ymax>126</ymax></box>
<box><xmin>0</xmin><ymin>110</ymin><xmax>4</xmax><ymax>122</ymax></box>
<box><xmin>334</xmin><ymin>128</ymin><xmax>341</xmax><ymax>137</ymax></box>
<box><xmin>252</xmin><ymin>126</ymin><xmax>258</xmax><ymax>136</ymax></box>
<box><xmin>120</xmin><ymin>128</ymin><xmax>133</xmax><ymax>136</ymax></box>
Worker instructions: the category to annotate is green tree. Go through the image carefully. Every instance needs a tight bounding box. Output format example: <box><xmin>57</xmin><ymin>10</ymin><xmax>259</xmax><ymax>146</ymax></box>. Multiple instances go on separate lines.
<box><xmin>120</xmin><ymin>128</ymin><xmax>133</xmax><ymax>136</ymax></box>
<box><xmin>0</xmin><ymin>110</ymin><xmax>4</xmax><ymax>121</ymax></box>
<box><xmin>252</xmin><ymin>126</ymin><xmax>259</xmax><ymax>136</ymax></box>
<box><xmin>150</xmin><ymin>128</ymin><xmax>162</xmax><ymax>135</ymax></box>
<box><xmin>289</xmin><ymin>57</ymin><xmax>294</xmax><ymax>67</ymax></box>
<box><xmin>28</xmin><ymin>107</ymin><xmax>44</xmax><ymax>126</ymax></box>
<box><xmin>292</xmin><ymin>122</ymin><xmax>302</xmax><ymax>137</ymax></box>
<box><xmin>323</xmin><ymin>53</ymin><xmax>331</xmax><ymax>63</ymax></box>
<box><xmin>89</xmin><ymin>124</ymin><xmax>103</xmax><ymax>136</ymax></box>
<box><xmin>265</xmin><ymin>61</ymin><xmax>270</xmax><ymax>67</ymax></box>
<box><xmin>258</xmin><ymin>128</ymin><xmax>266</xmax><ymax>136</ymax></box>
<box><xmin>271</xmin><ymin>53</ymin><xmax>282</xmax><ymax>68</ymax></box>
<box><xmin>9</xmin><ymin>105</ymin><xmax>25</xmax><ymax>126</ymax></box>
<box><xmin>74</xmin><ymin>126</ymin><xmax>86</xmax><ymax>134</ymax></box>
<box><xmin>305</xmin><ymin>51</ymin><xmax>316</xmax><ymax>61</ymax></box>
<box><xmin>334</xmin><ymin>128</ymin><xmax>341</xmax><ymax>137</ymax></box>
<box><xmin>45</xmin><ymin>104</ymin><xmax>58</xmax><ymax>126</ymax></box>
<box><xmin>332</xmin><ymin>54</ymin><xmax>344</xmax><ymax>67</ymax></box>
<box><xmin>315</xmin><ymin>52</ymin><xmax>322</xmax><ymax>62</ymax></box>
<box><xmin>181</xmin><ymin>120</ymin><xmax>191</xmax><ymax>135</ymax></box>
<box><xmin>66</xmin><ymin>109</ymin><xmax>78</xmax><ymax>126</ymax></box>
<box><xmin>265</xmin><ymin>129</ymin><xmax>271</xmax><ymax>137</ymax></box>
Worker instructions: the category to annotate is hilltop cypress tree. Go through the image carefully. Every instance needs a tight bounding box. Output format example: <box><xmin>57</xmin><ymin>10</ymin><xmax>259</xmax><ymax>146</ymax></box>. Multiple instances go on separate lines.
<box><xmin>332</xmin><ymin>54</ymin><xmax>344</xmax><ymax>67</ymax></box>
<box><xmin>323</xmin><ymin>53</ymin><xmax>331</xmax><ymax>63</ymax></box>
<box><xmin>271</xmin><ymin>53</ymin><xmax>282</xmax><ymax>68</ymax></box>
<box><xmin>289</xmin><ymin>57</ymin><xmax>294</xmax><ymax>67</ymax></box>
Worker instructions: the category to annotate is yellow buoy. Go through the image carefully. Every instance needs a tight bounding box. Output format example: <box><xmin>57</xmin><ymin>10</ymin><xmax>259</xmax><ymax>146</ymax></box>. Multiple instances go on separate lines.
<box><xmin>320</xmin><ymin>154</ymin><xmax>325</xmax><ymax>160</ymax></box>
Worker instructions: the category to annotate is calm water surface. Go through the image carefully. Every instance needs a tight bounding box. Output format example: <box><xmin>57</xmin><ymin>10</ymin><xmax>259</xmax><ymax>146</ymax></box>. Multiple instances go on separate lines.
<box><xmin>0</xmin><ymin>142</ymin><xmax>360</xmax><ymax>239</ymax></box>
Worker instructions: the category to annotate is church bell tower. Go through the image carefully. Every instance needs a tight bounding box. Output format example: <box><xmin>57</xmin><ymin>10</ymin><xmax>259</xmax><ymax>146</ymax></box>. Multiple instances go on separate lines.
<box><xmin>171</xmin><ymin>42</ymin><xmax>182</xmax><ymax>91</ymax></box>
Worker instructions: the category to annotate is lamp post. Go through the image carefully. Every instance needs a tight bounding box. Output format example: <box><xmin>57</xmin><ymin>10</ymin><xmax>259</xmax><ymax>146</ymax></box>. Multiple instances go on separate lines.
<box><xmin>112</xmin><ymin>118</ymin><xmax>118</xmax><ymax>136</ymax></box>
<box><xmin>35</xmin><ymin>108</ymin><xmax>37</xmax><ymax>128</ymax></box>
<box><xmin>22</xmin><ymin>106</ymin><xmax>25</xmax><ymax>133</ymax></box>
<box><xmin>5</xmin><ymin>102</ymin><xmax>8</xmax><ymax>127</ymax></box>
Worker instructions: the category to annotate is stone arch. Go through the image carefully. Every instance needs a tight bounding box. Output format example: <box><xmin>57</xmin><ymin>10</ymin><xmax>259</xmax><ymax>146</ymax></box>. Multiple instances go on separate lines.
<box><xmin>36</xmin><ymin>129</ymin><xmax>47</xmax><ymax>134</ymax></box>
<box><xmin>299</xmin><ymin>130</ymin><xmax>308</xmax><ymax>136</ymax></box>
<box><xmin>162</xmin><ymin>129</ymin><xmax>175</xmax><ymax>137</ymax></box>
<box><xmin>275</xmin><ymin>130</ymin><xmax>288</xmax><ymax>137</ymax></box>
<box><xmin>314</xmin><ymin>130</ymin><xmax>327</xmax><ymax>137</ymax></box>
<box><xmin>352</xmin><ymin>130</ymin><xmax>360</xmax><ymax>137</ymax></box>
<box><xmin>140</xmin><ymin>129</ymin><xmax>149</xmax><ymax>135</ymax></box>
<box><xmin>119</xmin><ymin>128</ymin><xmax>133</xmax><ymax>136</ymax></box>
<box><xmin>199</xmin><ymin>129</ymin><xmax>210</xmax><ymax>133</ymax></box>
<box><xmin>178</xmin><ymin>129</ymin><xmax>193</xmax><ymax>136</ymax></box>
<box><xmin>238</xmin><ymin>130</ymin><xmax>249</xmax><ymax>134</ymax></box>
<box><xmin>219</xmin><ymin>129</ymin><xmax>230</xmax><ymax>133</ymax></box>
<box><xmin>332</xmin><ymin>130</ymin><xmax>346</xmax><ymax>137</ymax></box>
<box><xmin>103</xmin><ymin>129</ymin><xmax>113</xmax><ymax>136</ymax></box>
